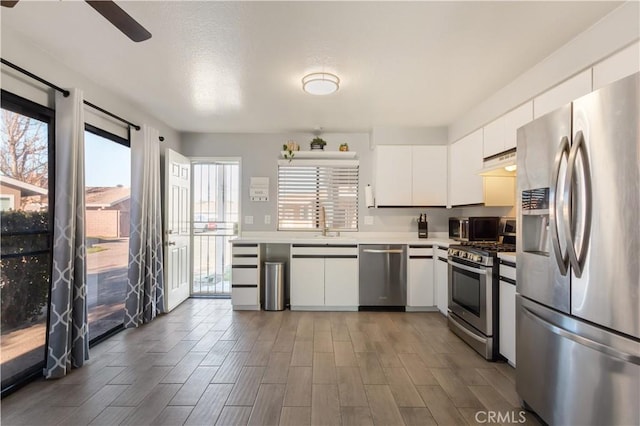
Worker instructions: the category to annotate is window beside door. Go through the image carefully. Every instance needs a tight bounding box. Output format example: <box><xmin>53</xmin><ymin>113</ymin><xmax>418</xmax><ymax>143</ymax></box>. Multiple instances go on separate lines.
<box><xmin>192</xmin><ymin>160</ymin><xmax>239</xmax><ymax>296</ymax></box>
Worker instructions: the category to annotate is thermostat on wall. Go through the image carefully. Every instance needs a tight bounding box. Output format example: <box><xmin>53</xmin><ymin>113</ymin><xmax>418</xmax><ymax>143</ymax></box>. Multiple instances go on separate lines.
<box><xmin>250</xmin><ymin>177</ymin><xmax>269</xmax><ymax>201</ymax></box>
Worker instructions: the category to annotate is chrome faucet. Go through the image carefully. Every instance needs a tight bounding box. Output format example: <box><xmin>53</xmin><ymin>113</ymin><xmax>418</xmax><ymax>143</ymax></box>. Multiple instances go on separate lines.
<box><xmin>320</xmin><ymin>205</ymin><xmax>328</xmax><ymax>236</ymax></box>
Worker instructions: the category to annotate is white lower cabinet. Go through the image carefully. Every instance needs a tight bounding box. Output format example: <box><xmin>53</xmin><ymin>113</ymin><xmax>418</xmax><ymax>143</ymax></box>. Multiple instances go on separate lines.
<box><xmin>290</xmin><ymin>244</ymin><xmax>358</xmax><ymax>310</ymax></box>
<box><xmin>498</xmin><ymin>257</ymin><xmax>516</xmax><ymax>366</ymax></box>
<box><xmin>231</xmin><ymin>243</ymin><xmax>260</xmax><ymax>310</ymax></box>
<box><xmin>407</xmin><ymin>246</ymin><xmax>435</xmax><ymax>309</ymax></box>
<box><xmin>434</xmin><ymin>248</ymin><xmax>449</xmax><ymax>315</ymax></box>
<box><xmin>290</xmin><ymin>257</ymin><xmax>325</xmax><ymax>306</ymax></box>
<box><xmin>324</xmin><ymin>258</ymin><xmax>359</xmax><ymax>306</ymax></box>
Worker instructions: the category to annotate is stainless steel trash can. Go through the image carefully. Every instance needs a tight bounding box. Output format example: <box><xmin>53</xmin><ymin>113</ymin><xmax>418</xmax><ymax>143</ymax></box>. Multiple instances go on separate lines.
<box><xmin>264</xmin><ymin>261</ymin><xmax>285</xmax><ymax>311</ymax></box>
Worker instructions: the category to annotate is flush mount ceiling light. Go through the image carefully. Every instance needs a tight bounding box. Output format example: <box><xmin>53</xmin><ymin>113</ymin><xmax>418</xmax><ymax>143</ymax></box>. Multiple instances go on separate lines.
<box><xmin>302</xmin><ymin>72</ymin><xmax>340</xmax><ymax>95</ymax></box>
<box><xmin>504</xmin><ymin>164</ymin><xmax>517</xmax><ymax>172</ymax></box>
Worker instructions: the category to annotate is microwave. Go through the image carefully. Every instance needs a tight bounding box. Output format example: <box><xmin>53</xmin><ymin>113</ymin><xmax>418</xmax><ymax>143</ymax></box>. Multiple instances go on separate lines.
<box><xmin>449</xmin><ymin>217</ymin><xmax>500</xmax><ymax>241</ymax></box>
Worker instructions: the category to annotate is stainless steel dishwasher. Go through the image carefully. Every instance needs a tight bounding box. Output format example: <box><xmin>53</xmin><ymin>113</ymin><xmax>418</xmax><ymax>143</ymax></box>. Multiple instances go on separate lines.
<box><xmin>359</xmin><ymin>244</ymin><xmax>407</xmax><ymax>310</ymax></box>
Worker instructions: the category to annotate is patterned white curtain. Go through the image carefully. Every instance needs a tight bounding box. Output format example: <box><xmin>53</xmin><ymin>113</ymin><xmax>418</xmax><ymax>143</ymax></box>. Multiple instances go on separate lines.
<box><xmin>46</xmin><ymin>89</ymin><xmax>89</xmax><ymax>378</ymax></box>
<box><xmin>124</xmin><ymin>124</ymin><xmax>165</xmax><ymax>327</ymax></box>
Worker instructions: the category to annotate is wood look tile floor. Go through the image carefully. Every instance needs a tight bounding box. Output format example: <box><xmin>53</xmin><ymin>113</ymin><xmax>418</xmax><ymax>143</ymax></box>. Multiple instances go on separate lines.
<box><xmin>1</xmin><ymin>300</ymin><xmax>542</xmax><ymax>425</ymax></box>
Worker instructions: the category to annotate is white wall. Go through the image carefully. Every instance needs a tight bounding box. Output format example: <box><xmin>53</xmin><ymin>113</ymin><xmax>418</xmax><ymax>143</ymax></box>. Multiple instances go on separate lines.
<box><xmin>449</xmin><ymin>1</ymin><xmax>640</xmax><ymax>143</ymax></box>
<box><xmin>370</xmin><ymin>126</ymin><xmax>448</xmax><ymax>148</ymax></box>
<box><xmin>182</xmin><ymin>3</ymin><xmax>640</xmax><ymax>236</ymax></box>
<box><xmin>181</xmin><ymin>131</ymin><xmax>460</xmax><ymax>234</ymax></box>
<box><xmin>1</xmin><ymin>26</ymin><xmax>181</xmax><ymax>154</ymax></box>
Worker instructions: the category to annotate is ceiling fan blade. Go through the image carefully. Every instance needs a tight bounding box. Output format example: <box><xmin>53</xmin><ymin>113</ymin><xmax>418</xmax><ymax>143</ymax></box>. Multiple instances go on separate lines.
<box><xmin>85</xmin><ymin>0</ymin><xmax>151</xmax><ymax>42</ymax></box>
<box><xmin>1</xmin><ymin>1</ymin><xmax>20</xmax><ymax>8</ymax></box>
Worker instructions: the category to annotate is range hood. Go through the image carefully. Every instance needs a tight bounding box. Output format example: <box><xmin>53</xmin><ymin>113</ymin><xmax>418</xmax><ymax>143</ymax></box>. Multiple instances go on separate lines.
<box><xmin>478</xmin><ymin>149</ymin><xmax>517</xmax><ymax>177</ymax></box>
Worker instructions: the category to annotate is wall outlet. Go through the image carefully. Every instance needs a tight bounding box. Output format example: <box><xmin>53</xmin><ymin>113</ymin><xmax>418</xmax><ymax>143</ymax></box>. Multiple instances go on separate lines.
<box><xmin>364</xmin><ymin>216</ymin><xmax>374</xmax><ymax>225</ymax></box>
<box><xmin>244</xmin><ymin>215</ymin><xmax>254</xmax><ymax>225</ymax></box>
<box><xmin>264</xmin><ymin>215</ymin><xmax>271</xmax><ymax>224</ymax></box>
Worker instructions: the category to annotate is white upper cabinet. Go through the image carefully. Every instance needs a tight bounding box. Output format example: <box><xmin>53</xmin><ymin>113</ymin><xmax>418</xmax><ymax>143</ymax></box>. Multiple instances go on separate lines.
<box><xmin>483</xmin><ymin>101</ymin><xmax>533</xmax><ymax>159</ymax></box>
<box><xmin>375</xmin><ymin>145</ymin><xmax>413</xmax><ymax>206</ymax></box>
<box><xmin>504</xmin><ymin>101</ymin><xmax>533</xmax><ymax>151</ymax></box>
<box><xmin>593</xmin><ymin>41</ymin><xmax>640</xmax><ymax>90</ymax></box>
<box><xmin>450</xmin><ymin>129</ymin><xmax>484</xmax><ymax>206</ymax></box>
<box><xmin>411</xmin><ymin>146</ymin><xmax>447</xmax><ymax>206</ymax></box>
<box><xmin>534</xmin><ymin>69</ymin><xmax>592</xmax><ymax>118</ymax></box>
<box><xmin>375</xmin><ymin>144</ymin><xmax>447</xmax><ymax>207</ymax></box>
<box><xmin>482</xmin><ymin>116</ymin><xmax>505</xmax><ymax>159</ymax></box>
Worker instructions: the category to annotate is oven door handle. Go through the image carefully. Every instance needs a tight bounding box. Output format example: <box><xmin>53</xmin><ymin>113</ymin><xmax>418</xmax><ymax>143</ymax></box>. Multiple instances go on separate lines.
<box><xmin>448</xmin><ymin>313</ymin><xmax>487</xmax><ymax>345</ymax></box>
<box><xmin>448</xmin><ymin>260</ymin><xmax>487</xmax><ymax>275</ymax></box>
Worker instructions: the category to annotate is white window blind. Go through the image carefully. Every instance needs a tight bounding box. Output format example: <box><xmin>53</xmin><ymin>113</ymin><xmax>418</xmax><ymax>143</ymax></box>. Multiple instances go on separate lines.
<box><xmin>278</xmin><ymin>161</ymin><xmax>359</xmax><ymax>231</ymax></box>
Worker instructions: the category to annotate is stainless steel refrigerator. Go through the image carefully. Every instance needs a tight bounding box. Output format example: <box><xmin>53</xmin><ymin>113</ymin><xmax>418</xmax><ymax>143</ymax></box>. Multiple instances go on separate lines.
<box><xmin>516</xmin><ymin>72</ymin><xmax>639</xmax><ymax>425</ymax></box>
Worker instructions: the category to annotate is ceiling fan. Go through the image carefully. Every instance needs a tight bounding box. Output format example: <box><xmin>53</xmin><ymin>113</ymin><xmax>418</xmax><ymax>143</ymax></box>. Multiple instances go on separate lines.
<box><xmin>1</xmin><ymin>0</ymin><xmax>152</xmax><ymax>42</ymax></box>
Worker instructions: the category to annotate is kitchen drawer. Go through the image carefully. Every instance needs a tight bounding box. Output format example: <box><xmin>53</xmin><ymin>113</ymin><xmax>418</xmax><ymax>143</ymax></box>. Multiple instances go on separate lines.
<box><xmin>232</xmin><ymin>287</ymin><xmax>259</xmax><ymax>306</ymax></box>
<box><xmin>499</xmin><ymin>262</ymin><xmax>516</xmax><ymax>282</ymax></box>
<box><xmin>231</xmin><ymin>256</ymin><xmax>259</xmax><ymax>266</ymax></box>
<box><xmin>232</xmin><ymin>244</ymin><xmax>259</xmax><ymax>256</ymax></box>
<box><xmin>408</xmin><ymin>245</ymin><xmax>433</xmax><ymax>258</ymax></box>
<box><xmin>231</xmin><ymin>266</ymin><xmax>259</xmax><ymax>285</ymax></box>
<box><xmin>435</xmin><ymin>248</ymin><xmax>448</xmax><ymax>260</ymax></box>
<box><xmin>291</xmin><ymin>244</ymin><xmax>358</xmax><ymax>257</ymax></box>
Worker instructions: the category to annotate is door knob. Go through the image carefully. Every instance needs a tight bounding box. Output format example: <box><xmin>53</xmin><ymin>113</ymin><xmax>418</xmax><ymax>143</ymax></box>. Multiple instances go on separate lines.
<box><xmin>167</xmin><ymin>241</ymin><xmax>176</xmax><ymax>246</ymax></box>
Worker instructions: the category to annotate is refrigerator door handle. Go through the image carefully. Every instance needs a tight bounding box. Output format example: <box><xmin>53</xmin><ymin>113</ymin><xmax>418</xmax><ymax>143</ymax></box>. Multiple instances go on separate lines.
<box><xmin>521</xmin><ymin>304</ymin><xmax>640</xmax><ymax>364</ymax></box>
<box><xmin>564</xmin><ymin>131</ymin><xmax>592</xmax><ymax>278</ymax></box>
<box><xmin>550</xmin><ymin>136</ymin><xmax>570</xmax><ymax>275</ymax></box>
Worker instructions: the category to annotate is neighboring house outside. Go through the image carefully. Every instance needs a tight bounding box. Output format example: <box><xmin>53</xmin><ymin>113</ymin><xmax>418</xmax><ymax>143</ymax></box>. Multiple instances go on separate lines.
<box><xmin>85</xmin><ymin>186</ymin><xmax>130</xmax><ymax>238</ymax></box>
<box><xmin>0</xmin><ymin>175</ymin><xmax>48</xmax><ymax>211</ymax></box>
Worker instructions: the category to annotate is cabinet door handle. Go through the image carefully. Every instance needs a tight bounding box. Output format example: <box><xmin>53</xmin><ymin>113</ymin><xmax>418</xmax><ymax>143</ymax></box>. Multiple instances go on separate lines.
<box><xmin>362</xmin><ymin>249</ymin><xmax>403</xmax><ymax>254</ymax></box>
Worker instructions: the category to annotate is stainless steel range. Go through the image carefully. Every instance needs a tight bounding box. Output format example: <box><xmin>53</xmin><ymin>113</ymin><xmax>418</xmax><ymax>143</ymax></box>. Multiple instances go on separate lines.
<box><xmin>447</xmin><ymin>241</ymin><xmax>515</xmax><ymax>360</ymax></box>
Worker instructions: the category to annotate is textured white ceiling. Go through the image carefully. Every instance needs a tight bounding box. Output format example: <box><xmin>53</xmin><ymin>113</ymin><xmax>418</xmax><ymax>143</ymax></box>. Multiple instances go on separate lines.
<box><xmin>1</xmin><ymin>1</ymin><xmax>621</xmax><ymax>133</ymax></box>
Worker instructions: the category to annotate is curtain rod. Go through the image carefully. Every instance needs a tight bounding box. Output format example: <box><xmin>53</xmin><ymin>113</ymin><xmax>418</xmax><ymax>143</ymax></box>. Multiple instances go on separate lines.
<box><xmin>1</xmin><ymin>58</ymin><xmax>70</xmax><ymax>97</ymax></box>
<box><xmin>1</xmin><ymin>58</ymin><xmax>166</xmax><ymax>141</ymax></box>
<box><xmin>83</xmin><ymin>100</ymin><xmax>140</xmax><ymax>131</ymax></box>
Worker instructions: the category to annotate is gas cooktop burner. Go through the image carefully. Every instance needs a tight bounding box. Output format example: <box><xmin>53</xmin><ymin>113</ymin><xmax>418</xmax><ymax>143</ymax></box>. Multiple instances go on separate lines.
<box><xmin>448</xmin><ymin>242</ymin><xmax>515</xmax><ymax>266</ymax></box>
<box><xmin>458</xmin><ymin>241</ymin><xmax>516</xmax><ymax>253</ymax></box>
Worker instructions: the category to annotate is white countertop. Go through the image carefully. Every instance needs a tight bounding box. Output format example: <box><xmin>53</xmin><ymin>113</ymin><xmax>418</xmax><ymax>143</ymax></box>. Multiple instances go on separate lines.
<box><xmin>231</xmin><ymin>232</ymin><xmax>456</xmax><ymax>247</ymax></box>
<box><xmin>498</xmin><ymin>252</ymin><xmax>516</xmax><ymax>261</ymax></box>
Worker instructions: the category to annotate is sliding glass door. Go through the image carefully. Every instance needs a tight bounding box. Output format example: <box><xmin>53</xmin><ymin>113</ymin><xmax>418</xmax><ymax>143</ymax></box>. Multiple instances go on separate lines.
<box><xmin>0</xmin><ymin>92</ymin><xmax>54</xmax><ymax>394</ymax></box>
<box><xmin>84</xmin><ymin>126</ymin><xmax>130</xmax><ymax>342</ymax></box>
<box><xmin>192</xmin><ymin>160</ymin><xmax>239</xmax><ymax>297</ymax></box>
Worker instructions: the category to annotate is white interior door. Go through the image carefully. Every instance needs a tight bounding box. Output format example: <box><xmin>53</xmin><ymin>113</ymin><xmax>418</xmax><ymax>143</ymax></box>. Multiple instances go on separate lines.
<box><xmin>164</xmin><ymin>149</ymin><xmax>191</xmax><ymax>311</ymax></box>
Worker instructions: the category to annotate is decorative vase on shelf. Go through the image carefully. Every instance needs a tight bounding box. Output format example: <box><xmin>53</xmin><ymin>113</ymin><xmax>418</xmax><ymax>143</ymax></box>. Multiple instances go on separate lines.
<box><xmin>339</xmin><ymin>143</ymin><xmax>349</xmax><ymax>152</ymax></box>
<box><xmin>310</xmin><ymin>137</ymin><xmax>327</xmax><ymax>150</ymax></box>
<box><xmin>282</xmin><ymin>140</ymin><xmax>299</xmax><ymax>162</ymax></box>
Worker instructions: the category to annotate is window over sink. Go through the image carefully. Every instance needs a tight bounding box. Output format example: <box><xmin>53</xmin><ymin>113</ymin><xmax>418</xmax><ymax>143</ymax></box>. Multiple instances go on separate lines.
<box><xmin>277</xmin><ymin>161</ymin><xmax>359</xmax><ymax>231</ymax></box>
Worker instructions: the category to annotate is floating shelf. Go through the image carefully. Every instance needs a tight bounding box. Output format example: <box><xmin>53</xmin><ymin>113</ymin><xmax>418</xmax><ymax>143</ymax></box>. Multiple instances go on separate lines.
<box><xmin>280</xmin><ymin>151</ymin><xmax>357</xmax><ymax>159</ymax></box>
